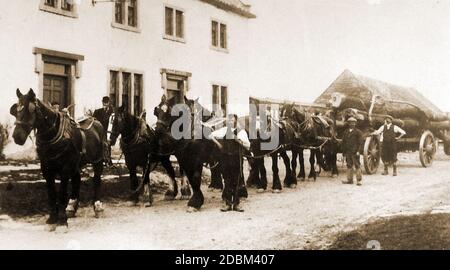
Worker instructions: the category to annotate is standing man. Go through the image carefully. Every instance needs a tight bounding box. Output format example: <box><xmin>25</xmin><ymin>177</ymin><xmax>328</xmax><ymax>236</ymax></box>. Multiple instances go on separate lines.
<box><xmin>372</xmin><ymin>116</ymin><xmax>406</xmax><ymax>176</ymax></box>
<box><xmin>209</xmin><ymin>114</ymin><xmax>251</xmax><ymax>212</ymax></box>
<box><xmin>341</xmin><ymin>117</ymin><xmax>364</xmax><ymax>186</ymax></box>
<box><xmin>93</xmin><ymin>96</ymin><xmax>114</xmax><ymax>166</ymax></box>
<box><xmin>93</xmin><ymin>96</ymin><xmax>114</xmax><ymax>134</ymax></box>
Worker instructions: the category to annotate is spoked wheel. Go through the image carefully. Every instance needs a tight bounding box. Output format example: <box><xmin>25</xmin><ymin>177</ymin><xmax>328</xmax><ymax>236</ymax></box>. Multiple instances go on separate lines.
<box><xmin>419</xmin><ymin>130</ymin><xmax>437</xmax><ymax>168</ymax></box>
<box><xmin>363</xmin><ymin>136</ymin><xmax>381</xmax><ymax>175</ymax></box>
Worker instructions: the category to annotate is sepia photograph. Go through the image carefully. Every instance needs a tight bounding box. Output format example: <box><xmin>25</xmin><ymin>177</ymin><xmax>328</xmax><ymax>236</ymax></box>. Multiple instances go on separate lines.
<box><xmin>1</xmin><ymin>0</ymin><xmax>450</xmax><ymax>256</ymax></box>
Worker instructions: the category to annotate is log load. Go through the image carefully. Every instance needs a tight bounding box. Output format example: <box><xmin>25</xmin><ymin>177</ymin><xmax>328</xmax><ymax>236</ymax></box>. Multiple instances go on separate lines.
<box><xmin>329</xmin><ymin>93</ymin><xmax>449</xmax><ymax>123</ymax></box>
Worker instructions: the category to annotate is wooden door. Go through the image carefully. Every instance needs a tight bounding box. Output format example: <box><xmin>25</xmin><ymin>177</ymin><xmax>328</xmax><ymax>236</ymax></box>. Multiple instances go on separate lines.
<box><xmin>43</xmin><ymin>75</ymin><xmax>68</xmax><ymax>108</ymax></box>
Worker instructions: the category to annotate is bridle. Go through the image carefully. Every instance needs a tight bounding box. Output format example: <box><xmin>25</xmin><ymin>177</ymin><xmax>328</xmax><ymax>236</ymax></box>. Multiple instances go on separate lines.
<box><xmin>14</xmin><ymin>100</ymin><xmax>59</xmax><ymax>140</ymax></box>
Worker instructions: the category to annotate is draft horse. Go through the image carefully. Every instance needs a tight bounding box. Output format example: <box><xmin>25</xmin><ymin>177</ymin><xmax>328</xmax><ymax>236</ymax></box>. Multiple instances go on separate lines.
<box><xmin>110</xmin><ymin>105</ymin><xmax>183</xmax><ymax>205</ymax></box>
<box><xmin>153</xmin><ymin>95</ymin><xmax>217</xmax><ymax>212</ymax></box>
<box><xmin>10</xmin><ymin>89</ymin><xmax>105</xmax><ymax>230</ymax></box>
<box><xmin>286</xmin><ymin>104</ymin><xmax>338</xmax><ymax>182</ymax></box>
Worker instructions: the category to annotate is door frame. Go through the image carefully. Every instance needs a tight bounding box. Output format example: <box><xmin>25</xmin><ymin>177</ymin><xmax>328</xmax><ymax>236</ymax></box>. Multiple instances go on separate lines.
<box><xmin>33</xmin><ymin>47</ymin><xmax>84</xmax><ymax>117</ymax></box>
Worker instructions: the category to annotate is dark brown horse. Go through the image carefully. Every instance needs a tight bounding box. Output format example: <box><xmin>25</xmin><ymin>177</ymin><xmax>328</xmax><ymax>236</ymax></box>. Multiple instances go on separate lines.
<box><xmin>153</xmin><ymin>95</ymin><xmax>218</xmax><ymax>212</ymax></box>
<box><xmin>10</xmin><ymin>89</ymin><xmax>105</xmax><ymax>230</ymax></box>
<box><xmin>245</xmin><ymin>111</ymin><xmax>297</xmax><ymax>193</ymax></box>
<box><xmin>285</xmin><ymin>104</ymin><xmax>338</xmax><ymax>182</ymax></box>
<box><xmin>110</xmin><ymin>105</ymin><xmax>183</xmax><ymax>205</ymax></box>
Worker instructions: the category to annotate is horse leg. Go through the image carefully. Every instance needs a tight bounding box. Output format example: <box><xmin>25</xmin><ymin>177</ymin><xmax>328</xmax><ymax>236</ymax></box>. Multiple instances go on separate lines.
<box><xmin>161</xmin><ymin>157</ymin><xmax>178</xmax><ymax>200</ymax></box>
<box><xmin>298</xmin><ymin>149</ymin><xmax>306</xmax><ymax>181</ymax></box>
<box><xmin>143</xmin><ymin>161</ymin><xmax>154</xmax><ymax>207</ymax></box>
<box><xmin>92</xmin><ymin>162</ymin><xmax>104</xmax><ymax>217</ymax></box>
<box><xmin>187</xmin><ymin>166</ymin><xmax>204</xmax><ymax>212</ymax></box>
<box><xmin>66</xmin><ymin>171</ymin><xmax>81</xmax><ymax>218</ymax></box>
<box><xmin>209</xmin><ymin>165</ymin><xmax>223</xmax><ymax>191</ymax></box>
<box><xmin>57</xmin><ymin>178</ymin><xmax>69</xmax><ymax>227</ymax></box>
<box><xmin>258</xmin><ymin>158</ymin><xmax>268</xmax><ymax>192</ymax></box>
<box><xmin>291</xmin><ymin>149</ymin><xmax>298</xmax><ymax>180</ymax></box>
<box><xmin>271</xmin><ymin>154</ymin><xmax>282</xmax><ymax>193</ymax></box>
<box><xmin>246</xmin><ymin>158</ymin><xmax>260</xmax><ymax>188</ymax></box>
<box><xmin>281</xmin><ymin>151</ymin><xmax>294</xmax><ymax>188</ymax></box>
<box><xmin>180</xmin><ymin>166</ymin><xmax>192</xmax><ymax>200</ymax></box>
<box><xmin>308</xmin><ymin>150</ymin><xmax>317</xmax><ymax>181</ymax></box>
<box><xmin>44</xmin><ymin>173</ymin><xmax>58</xmax><ymax>231</ymax></box>
<box><xmin>129</xmin><ymin>167</ymin><xmax>140</xmax><ymax>204</ymax></box>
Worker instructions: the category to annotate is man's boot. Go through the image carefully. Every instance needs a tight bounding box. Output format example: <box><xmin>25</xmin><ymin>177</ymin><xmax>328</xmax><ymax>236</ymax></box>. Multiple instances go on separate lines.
<box><xmin>382</xmin><ymin>164</ymin><xmax>389</xmax><ymax>175</ymax></box>
<box><xmin>393</xmin><ymin>163</ymin><xmax>397</xmax><ymax>177</ymax></box>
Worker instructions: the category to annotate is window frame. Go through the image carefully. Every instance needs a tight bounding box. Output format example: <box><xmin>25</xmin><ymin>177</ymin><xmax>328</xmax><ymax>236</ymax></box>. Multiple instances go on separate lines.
<box><xmin>163</xmin><ymin>4</ymin><xmax>186</xmax><ymax>43</ymax></box>
<box><xmin>39</xmin><ymin>0</ymin><xmax>78</xmax><ymax>18</ymax></box>
<box><xmin>108</xmin><ymin>67</ymin><xmax>145</xmax><ymax>115</ymax></box>
<box><xmin>111</xmin><ymin>0</ymin><xmax>141</xmax><ymax>33</ymax></box>
<box><xmin>211</xmin><ymin>83</ymin><xmax>228</xmax><ymax>116</ymax></box>
<box><xmin>211</xmin><ymin>18</ymin><xmax>229</xmax><ymax>53</ymax></box>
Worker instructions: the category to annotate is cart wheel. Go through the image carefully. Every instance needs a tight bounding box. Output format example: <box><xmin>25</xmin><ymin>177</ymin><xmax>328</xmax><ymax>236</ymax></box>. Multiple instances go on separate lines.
<box><xmin>363</xmin><ymin>136</ymin><xmax>381</xmax><ymax>175</ymax></box>
<box><xmin>419</xmin><ymin>130</ymin><xmax>436</xmax><ymax>168</ymax></box>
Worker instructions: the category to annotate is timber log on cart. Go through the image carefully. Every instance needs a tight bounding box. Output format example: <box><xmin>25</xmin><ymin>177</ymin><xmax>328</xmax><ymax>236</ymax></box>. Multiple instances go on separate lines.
<box><xmin>315</xmin><ymin>70</ymin><xmax>450</xmax><ymax>174</ymax></box>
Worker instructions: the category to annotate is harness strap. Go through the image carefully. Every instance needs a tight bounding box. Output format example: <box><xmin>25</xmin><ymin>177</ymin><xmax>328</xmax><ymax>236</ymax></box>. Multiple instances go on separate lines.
<box><xmin>80</xmin><ymin>129</ymin><xmax>87</xmax><ymax>156</ymax></box>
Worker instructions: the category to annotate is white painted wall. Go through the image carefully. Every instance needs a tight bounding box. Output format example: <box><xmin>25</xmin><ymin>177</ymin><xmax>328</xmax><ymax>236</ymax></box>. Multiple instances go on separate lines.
<box><xmin>0</xmin><ymin>0</ymin><xmax>252</xmax><ymax>158</ymax></box>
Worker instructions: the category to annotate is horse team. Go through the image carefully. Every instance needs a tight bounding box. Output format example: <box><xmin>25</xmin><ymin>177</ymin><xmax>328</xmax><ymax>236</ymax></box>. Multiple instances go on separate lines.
<box><xmin>10</xmin><ymin>89</ymin><xmax>338</xmax><ymax>230</ymax></box>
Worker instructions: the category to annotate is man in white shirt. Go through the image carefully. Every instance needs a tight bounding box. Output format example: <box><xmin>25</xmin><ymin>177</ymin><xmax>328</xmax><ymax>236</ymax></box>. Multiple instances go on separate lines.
<box><xmin>371</xmin><ymin>116</ymin><xmax>406</xmax><ymax>176</ymax></box>
<box><xmin>209</xmin><ymin>114</ymin><xmax>251</xmax><ymax>212</ymax></box>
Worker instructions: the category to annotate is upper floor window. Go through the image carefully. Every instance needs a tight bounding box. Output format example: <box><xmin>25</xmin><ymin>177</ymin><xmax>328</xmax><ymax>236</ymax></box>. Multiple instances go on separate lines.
<box><xmin>112</xmin><ymin>0</ymin><xmax>140</xmax><ymax>33</ymax></box>
<box><xmin>164</xmin><ymin>6</ymin><xmax>185</xmax><ymax>43</ymax></box>
<box><xmin>39</xmin><ymin>0</ymin><xmax>78</xmax><ymax>18</ymax></box>
<box><xmin>211</xmin><ymin>20</ymin><xmax>228</xmax><ymax>52</ymax></box>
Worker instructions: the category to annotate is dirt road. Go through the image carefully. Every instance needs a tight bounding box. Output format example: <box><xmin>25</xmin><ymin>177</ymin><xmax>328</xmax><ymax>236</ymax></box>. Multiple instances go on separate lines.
<box><xmin>1</xmin><ymin>151</ymin><xmax>450</xmax><ymax>250</ymax></box>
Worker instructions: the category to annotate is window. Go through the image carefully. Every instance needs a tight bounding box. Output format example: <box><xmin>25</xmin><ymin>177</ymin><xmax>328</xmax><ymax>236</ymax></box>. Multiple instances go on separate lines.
<box><xmin>212</xmin><ymin>85</ymin><xmax>228</xmax><ymax>116</ymax></box>
<box><xmin>45</xmin><ymin>0</ymin><xmax>56</xmax><ymax>7</ymax></box>
<box><xmin>160</xmin><ymin>69</ymin><xmax>191</xmax><ymax>105</ymax></box>
<box><xmin>128</xmin><ymin>0</ymin><xmax>137</xmax><ymax>27</ymax></box>
<box><xmin>211</xmin><ymin>20</ymin><xmax>228</xmax><ymax>51</ymax></box>
<box><xmin>122</xmin><ymin>72</ymin><xmax>131</xmax><ymax>110</ymax></box>
<box><xmin>109</xmin><ymin>69</ymin><xmax>144</xmax><ymax>115</ymax></box>
<box><xmin>164</xmin><ymin>6</ymin><xmax>185</xmax><ymax>42</ymax></box>
<box><xmin>112</xmin><ymin>0</ymin><xmax>140</xmax><ymax>32</ymax></box>
<box><xmin>134</xmin><ymin>74</ymin><xmax>143</xmax><ymax>115</ymax></box>
<box><xmin>109</xmin><ymin>71</ymin><xmax>119</xmax><ymax>108</ymax></box>
<box><xmin>39</xmin><ymin>0</ymin><xmax>78</xmax><ymax>18</ymax></box>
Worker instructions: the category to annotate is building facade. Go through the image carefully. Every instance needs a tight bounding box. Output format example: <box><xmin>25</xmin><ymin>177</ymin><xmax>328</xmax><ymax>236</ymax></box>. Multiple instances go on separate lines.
<box><xmin>0</xmin><ymin>0</ymin><xmax>255</xmax><ymax>157</ymax></box>
<box><xmin>1</xmin><ymin>0</ymin><xmax>255</xmax><ymax>120</ymax></box>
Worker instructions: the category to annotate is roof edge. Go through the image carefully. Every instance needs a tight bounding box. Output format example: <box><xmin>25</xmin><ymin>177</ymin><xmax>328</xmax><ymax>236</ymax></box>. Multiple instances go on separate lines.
<box><xmin>199</xmin><ymin>0</ymin><xmax>257</xmax><ymax>19</ymax></box>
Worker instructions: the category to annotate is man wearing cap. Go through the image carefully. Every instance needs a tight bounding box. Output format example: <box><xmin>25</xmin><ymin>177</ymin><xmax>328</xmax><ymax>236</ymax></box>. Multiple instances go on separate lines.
<box><xmin>372</xmin><ymin>116</ymin><xmax>406</xmax><ymax>176</ymax></box>
<box><xmin>93</xmin><ymin>96</ymin><xmax>114</xmax><ymax>166</ymax></box>
<box><xmin>209</xmin><ymin>114</ymin><xmax>251</xmax><ymax>212</ymax></box>
<box><xmin>93</xmin><ymin>96</ymin><xmax>114</xmax><ymax>134</ymax></box>
<box><xmin>341</xmin><ymin>117</ymin><xmax>364</xmax><ymax>186</ymax></box>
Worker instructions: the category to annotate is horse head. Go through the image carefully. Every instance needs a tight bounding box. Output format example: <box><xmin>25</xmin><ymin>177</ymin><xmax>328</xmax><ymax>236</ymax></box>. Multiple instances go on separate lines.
<box><xmin>153</xmin><ymin>94</ymin><xmax>178</xmax><ymax>133</ymax></box>
<box><xmin>10</xmin><ymin>89</ymin><xmax>40</xmax><ymax>145</ymax></box>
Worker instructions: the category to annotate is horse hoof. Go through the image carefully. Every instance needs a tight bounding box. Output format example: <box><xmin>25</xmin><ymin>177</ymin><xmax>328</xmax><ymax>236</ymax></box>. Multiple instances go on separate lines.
<box><xmin>94</xmin><ymin>201</ymin><xmax>104</xmax><ymax>218</ymax></box>
<box><xmin>187</xmin><ymin>207</ymin><xmax>199</xmax><ymax>213</ymax></box>
<box><xmin>56</xmin><ymin>224</ymin><xmax>69</xmax><ymax>234</ymax></box>
<box><xmin>164</xmin><ymin>195</ymin><xmax>176</xmax><ymax>201</ymax></box>
<box><xmin>47</xmin><ymin>224</ymin><xmax>57</xmax><ymax>232</ymax></box>
<box><xmin>272</xmin><ymin>189</ymin><xmax>281</xmax><ymax>194</ymax></box>
<box><xmin>332</xmin><ymin>174</ymin><xmax>338</xmax><ymax>179</ymax></box>
<box><xmin>290</xmin><ymin>184</ymin><xmax>297</xmax><ymax>189</ymax></box>
<box><xmin>257</xmin><ymin>189</ymin><xmax>266</xmax><ymax>193</ymax></box>
<box><xmin>126</xmin><ymin>201</ymin><xmax>139</xmax><ymax>207</ymax></box>
<box><xmin>66</xmin><ymin>199</ymin><xmax>79</xmax><ymax>218</ymax></box>
<box><xmin>144</xmin><ymin>202</ymin><xmax>153</xmax><ymax>208</ymax></box>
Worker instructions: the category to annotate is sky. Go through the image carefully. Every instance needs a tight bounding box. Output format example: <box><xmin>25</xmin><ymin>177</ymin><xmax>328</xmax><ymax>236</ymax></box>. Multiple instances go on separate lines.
<box><xmin>246</xmin><ymin>0</ymin><xmax>450</xmax><ymax>112</ymax></box>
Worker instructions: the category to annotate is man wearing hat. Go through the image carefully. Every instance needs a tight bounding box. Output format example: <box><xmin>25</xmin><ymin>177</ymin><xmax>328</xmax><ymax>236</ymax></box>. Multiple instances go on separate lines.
<box><xmin>341</xmin><ymin>117</ymin><xmax>364</xmax><ymax>186</ymax></box>
<box><xmin>372</xmin><ymin>115</ymin><xmax>406</xmax><ymax>176</ymax></box>
<box><xmin>93</xmin><ymin>96</ymin><xmax>114</xmax><ymax>166</ymax></box>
